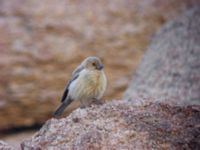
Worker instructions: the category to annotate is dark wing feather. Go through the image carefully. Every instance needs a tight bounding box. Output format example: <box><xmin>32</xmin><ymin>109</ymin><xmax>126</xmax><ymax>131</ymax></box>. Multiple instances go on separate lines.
<box><xmin>60</xmin><ymin>88</ymin><xmax>69</xmax><ymax>103</ymax></box>
<box><xmin>60</xmin><ymin>65</ymin><xmax>84</xmax><ymax>102</ymax></box>
<box><xmin>61</xmin><ymin>74</ymin><xmax>79</xmax><ymax>102</ymax></box>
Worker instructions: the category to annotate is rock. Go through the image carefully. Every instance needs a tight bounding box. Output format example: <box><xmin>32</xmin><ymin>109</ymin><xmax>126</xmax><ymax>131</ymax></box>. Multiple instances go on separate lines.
<box><xmin>1</xmin><ymin>0</ymin><xmax>200</xmax><ymax>130</ymax></box>
<box><xmin>124</xmin><ymin>7</ymin><xmax>200</xmax><ymax>106</ymax></box>
<box><xmin>1</xmin><ymin>130</ymin><xmax>35</xmax><ymax>149</ymax></box>
<box><xmin>21</xmin><ymin>100</ymin><xmax>200</xmax><ymax>150</ymax></box>
<box><xmin>0</xmin><ymin>141</ymin><xmax>14</xmax><ymax>150</ymax></box>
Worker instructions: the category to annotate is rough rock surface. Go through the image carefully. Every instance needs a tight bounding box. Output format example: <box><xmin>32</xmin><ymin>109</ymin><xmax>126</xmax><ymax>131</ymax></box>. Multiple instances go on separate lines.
<box><xmin>1</xmin><ymin>0</ymin><xmax>199</xmax><ymax>130</ymax></box>
<box><xmin>124</xmin><ymin>7</ymin><xmax>200</xmax><ymax>106</ymax></box>
<box><xmin>0</xmin><ymin>141</ymin><xmax>14</xmax><ymax>150</ymax></box>
<box><xmin>21</xmin><ymin>100</ymin><xmax>200</xmax><ymax>150</ymax></box>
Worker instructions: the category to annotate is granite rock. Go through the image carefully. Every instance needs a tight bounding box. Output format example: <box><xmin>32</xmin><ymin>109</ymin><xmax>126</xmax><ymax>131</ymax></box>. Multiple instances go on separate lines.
<box><xmin>0</xmin><ymin>0</ymin><xmax>199</xmax><ymax>130</ymax></box>
<box><xmin>0</xmin><ymin>141</ymin><xmax>14</xmax><ymax>150</ymax></box>
<box><xmin>124</xmin><ymin>7</ymin><xmax>200</xmax><ymax>106</ymax></box>
<box><xmin>21</xmin><ymin>100</ymin><xmax>200</xmax><ymax>150</ymax></box>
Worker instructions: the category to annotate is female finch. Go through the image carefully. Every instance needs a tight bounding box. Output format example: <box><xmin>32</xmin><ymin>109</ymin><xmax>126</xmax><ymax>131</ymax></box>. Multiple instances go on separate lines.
<box><xmin>54</xmin><ymin>56</ymin><xmax>107</xmax><ymax>117</ymax></box>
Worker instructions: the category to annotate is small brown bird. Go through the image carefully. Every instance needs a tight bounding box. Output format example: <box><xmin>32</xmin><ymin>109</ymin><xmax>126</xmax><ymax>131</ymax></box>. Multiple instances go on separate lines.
<box><xmin>53</xmin><ymin>56</ymin><xmax>107</xmax><ymax>117</ymax></box>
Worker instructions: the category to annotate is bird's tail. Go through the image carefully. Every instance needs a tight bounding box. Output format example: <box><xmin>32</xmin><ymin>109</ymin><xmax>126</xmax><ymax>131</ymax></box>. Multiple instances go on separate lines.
<box><xmin>53</xmin><ymin>99</ymin><xmax>72</xmax><ymax>117</ymax></box>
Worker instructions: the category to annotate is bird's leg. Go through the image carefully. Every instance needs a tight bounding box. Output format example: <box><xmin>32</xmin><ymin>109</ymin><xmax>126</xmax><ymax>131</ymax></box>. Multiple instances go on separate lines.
<box><xmin>80</xmin><ymin>98</ymin><xmax>104</xmax><ymax>108</ymax></box>
<box><xmin>80</xmin><ymin>100</ymin><xmax>85</xmax><ymax>108</ymax></box>
<box><xmin>80</xmin><ymin>99</ymin><xmax>87</xmax><ymax>108</ymax></box>
<box><xmin>92</xmin><ymin>98</ymin><xmax>104</xmax><ymax>105</ymax></box>
<box><xmin>80</xmin><ymin>104</ymin><xmax>86</xmax><ymax>109</ymax></box>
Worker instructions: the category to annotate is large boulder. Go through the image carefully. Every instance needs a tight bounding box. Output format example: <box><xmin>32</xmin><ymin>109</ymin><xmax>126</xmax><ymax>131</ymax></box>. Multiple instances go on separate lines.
<box><xmin>0</xmin><ymin>0</ymin><xmax>199</xmax><ymax>130</ymax></box>
<box><xmin>21</xmin><ymin>100</ymin><xmax>200</xmax><ymax>150</ymax></box>
<box><xmin>124</xmin><ymin>7</ymin><xmax>200</xmax><ymax>106</ymax></box>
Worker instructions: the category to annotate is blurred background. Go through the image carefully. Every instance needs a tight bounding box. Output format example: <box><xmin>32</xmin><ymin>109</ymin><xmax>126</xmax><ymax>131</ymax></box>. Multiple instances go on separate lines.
<box><xmin>0</xmin><ymin>0</ymin><xmax>199</xmax><ymax>147</ymax></box>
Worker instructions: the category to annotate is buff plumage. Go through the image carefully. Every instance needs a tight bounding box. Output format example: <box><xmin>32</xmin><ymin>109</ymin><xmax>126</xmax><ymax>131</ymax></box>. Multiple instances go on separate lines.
<box><xmin>53</xmin><ymin>56</ymin><xmax>107</xmax><ymax>117</ymax></box>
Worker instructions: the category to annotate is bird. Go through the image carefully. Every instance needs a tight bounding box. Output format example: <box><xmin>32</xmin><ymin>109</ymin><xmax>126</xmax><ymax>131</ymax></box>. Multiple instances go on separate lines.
<box><xmin>53</xmin><ymin>56</ymin><xmax>107</xmax><ymax>117</ymax></box>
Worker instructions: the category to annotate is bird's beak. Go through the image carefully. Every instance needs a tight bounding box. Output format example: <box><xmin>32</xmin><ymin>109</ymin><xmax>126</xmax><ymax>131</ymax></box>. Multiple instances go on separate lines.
<box><xmin>97</xmin><ymin>64</ymin><xmax>104</xmax><ymax>70</ymax></box>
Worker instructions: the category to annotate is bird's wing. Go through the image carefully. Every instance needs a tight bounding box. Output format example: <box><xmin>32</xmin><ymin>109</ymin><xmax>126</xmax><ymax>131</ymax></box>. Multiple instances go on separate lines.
<box><xmin>60</xmin><ymin>65</ymin><xmax>84</xmax><ymax>102</ymax></box>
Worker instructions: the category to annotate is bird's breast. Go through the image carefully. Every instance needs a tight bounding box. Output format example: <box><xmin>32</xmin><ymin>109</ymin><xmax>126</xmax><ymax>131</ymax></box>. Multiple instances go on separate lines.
<box><xmin>69</xmin><ymin>69</ymin><xmax>107</xmax><ymax>100</ymax></box>
<box><xmin>83</xmin><ymin>70</ymin><xmax>106</xmax><ymax>93</ymax></box>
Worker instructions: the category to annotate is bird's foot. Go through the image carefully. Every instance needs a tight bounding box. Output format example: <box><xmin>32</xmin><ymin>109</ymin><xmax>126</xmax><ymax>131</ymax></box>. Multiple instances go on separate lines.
<box><xmin>92</xmin><ymin>98</ymin><xmax>104</xmax><ymax>105</ymax></box>
<box><xmin>80</xmin><ymin>105</ymin><xmax>86</xmax><ymax>109</ymax></box>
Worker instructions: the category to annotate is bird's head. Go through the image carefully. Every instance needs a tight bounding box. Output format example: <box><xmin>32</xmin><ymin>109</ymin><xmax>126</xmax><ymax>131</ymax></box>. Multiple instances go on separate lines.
<box><xmin>83</xmin><ymin>56</ymin><xmax>104</xmax><ymax>71</ymax></box>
